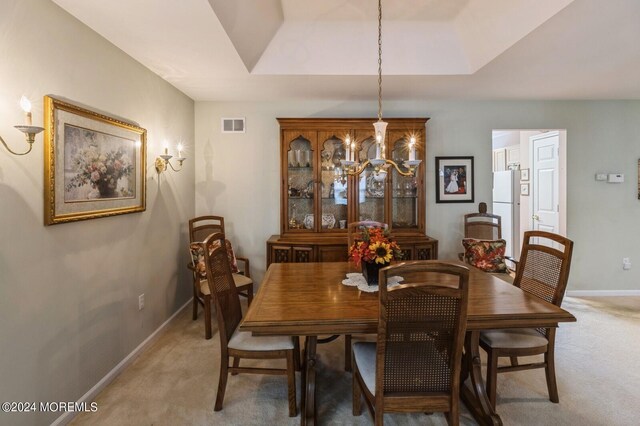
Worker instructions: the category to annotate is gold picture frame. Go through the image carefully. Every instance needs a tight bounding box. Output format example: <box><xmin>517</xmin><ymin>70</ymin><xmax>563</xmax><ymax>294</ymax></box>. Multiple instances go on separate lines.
<box><xmin>44</xmin><ymin>96</ymin><xmax>146</xmax><ymax>225</ymax></box>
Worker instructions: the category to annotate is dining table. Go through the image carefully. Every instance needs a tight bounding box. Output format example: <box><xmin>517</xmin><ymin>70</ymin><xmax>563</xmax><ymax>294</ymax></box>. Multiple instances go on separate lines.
<box><xmin>240</xmin><ymin>261</ymin><xmax>576</xmax><ymax>426</ymax></box>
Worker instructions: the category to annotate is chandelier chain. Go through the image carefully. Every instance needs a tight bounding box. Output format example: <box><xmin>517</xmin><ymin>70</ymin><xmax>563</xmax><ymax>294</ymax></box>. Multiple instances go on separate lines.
<box><xmin>377</xmin><ymin>0</ymin><xmax>382</xmax><ymax>121</ymax></box>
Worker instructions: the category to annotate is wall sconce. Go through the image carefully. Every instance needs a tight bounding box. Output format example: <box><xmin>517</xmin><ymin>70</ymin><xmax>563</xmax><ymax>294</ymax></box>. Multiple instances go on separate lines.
<box><xmin>0</xmin><ymin>96</ymin><xmax>44</xmax><ymax>156</ymax></box>
<box><xmin>155</xmin><ymin>143</ymin><xmax>186</xmax><ymax>173</ymax></box>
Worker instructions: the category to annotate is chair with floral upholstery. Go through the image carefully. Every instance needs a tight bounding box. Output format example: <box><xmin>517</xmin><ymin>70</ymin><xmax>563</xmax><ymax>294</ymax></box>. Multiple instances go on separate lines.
<box><xmin>188</xmin><ymin>215</ymin><xmax>253</xmax><ymax>339</ymax></box>
<box><xmin>459</xmin><ymin>203</ymin><xmax>516</xmax><ymax>282</ymax></box>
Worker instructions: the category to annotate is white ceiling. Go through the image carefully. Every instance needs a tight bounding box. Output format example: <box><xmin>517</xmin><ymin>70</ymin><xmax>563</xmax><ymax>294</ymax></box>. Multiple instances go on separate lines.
<box><xmin>52</xmin><ymin>0</ymin><xmax>640</xmax><ymax>101</ymax></box>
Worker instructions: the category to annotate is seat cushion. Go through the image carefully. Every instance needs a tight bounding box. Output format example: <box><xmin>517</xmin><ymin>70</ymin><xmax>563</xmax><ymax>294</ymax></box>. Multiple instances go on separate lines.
<box><xmin>353</xmin><ymin>342</ymin><xmax>377</xmax><ymax>395</ymax></box>
<box><xmin>462</xmin><ymin>238</ymin><xmax>507</xmax><ymax>273</ymax></box>
<box><xmin>232</xmin><ymin>273</ymin><xmax>253</xmax><ymax>287</ymax></box>
<box><xmin>199</xmin><ymin>273</ymin><xmax>252</xmax><ymax>295</ymax></box>
<box><xmin>227</xmin><ymin>329</ymin><xmax>294</xmax><ymax>352</ymax></box>
<box><xmin>480</xmin><ymin>328</ymin><xmax>548</xmax><ymax>349</ymax></box>
<box><xmin>189</xmin><ymin>239</ymin><xmax>239</xmax><ymax>275</ymax></box>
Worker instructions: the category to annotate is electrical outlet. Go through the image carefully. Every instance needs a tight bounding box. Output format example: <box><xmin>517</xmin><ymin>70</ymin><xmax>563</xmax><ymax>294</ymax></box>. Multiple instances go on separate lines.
<box><xmin>622</xmin><ymin>258</ymin><xmax>631</xmax><ymax>271</ymax></box>
<box><xmin>138</xmin><ymin>294</ymin><xmax>145</xmax><ymax>310</ymax></box>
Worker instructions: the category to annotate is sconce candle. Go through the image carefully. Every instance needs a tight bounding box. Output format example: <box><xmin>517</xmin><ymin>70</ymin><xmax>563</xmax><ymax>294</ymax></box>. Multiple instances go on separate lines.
<box><xmin>20</xmin><ymin>96</ymin><xmax>32</xmax><ymax>126</ymax></box>
<box><xmin>350</xmin><ymin>141</ymin><xmax>355</xmax><ymax>162</ymax></box>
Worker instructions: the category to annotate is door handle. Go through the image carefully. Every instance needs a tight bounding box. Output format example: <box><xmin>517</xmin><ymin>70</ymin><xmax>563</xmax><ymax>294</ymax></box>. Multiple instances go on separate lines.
<box><xmin>532</xmin><ymin>214</ymin><xmax>540</xmax><ymax>221</ymax></box>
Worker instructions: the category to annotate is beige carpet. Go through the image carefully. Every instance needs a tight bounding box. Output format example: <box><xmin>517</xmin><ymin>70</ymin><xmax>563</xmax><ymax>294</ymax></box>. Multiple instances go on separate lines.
<box><xmin>70</xmin><ymin>297</ymin><xmax>640</xmax><ymax>426</ymax></box>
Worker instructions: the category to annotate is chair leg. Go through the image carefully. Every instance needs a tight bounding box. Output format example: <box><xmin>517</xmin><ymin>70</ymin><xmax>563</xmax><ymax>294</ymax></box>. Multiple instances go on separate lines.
<box><xmin>447</xmin><ymin>390</ymin><xmax>459</xmax><ymax>426</ymax></box>
<box><xmin>374</xmin><ymin>409</ymin><xmax>384</xmax><ymax>426</ymax></box>
<box><xmin>231</xmin><ymin>357</ymin><xmax>240</xmax><ymax>375</ymax></box>
<box><xmin>293</xmin><ymin>337</ymin><xmax>301</xmax><ymax>371</ymax></box>
<box><xmin>446</xmin><ymin>409</ymin><xmax>459</xmax><ymax>426</ymax></box>
<box><xmin>345</xmin><ymin>335</ymin><xmax>352</xmax><ymax>372</ymax></box>
<box><xmin>247</xmin><ymin>284</ymin><xmax>254</xmax><ymax>306</ymax></box>
<box><xmin>352</xmin><ymin>356</ymin><xmax>362</xmax><ymax>416</ymax></box>
<box><xmin>286</xmin><ymin>350</ymin><xmax>297</xmax><ymax>417</ymax></box>
<box><xmin>485</xmin><ymin>349</ymin><xmax>499</xmax><ymax>410</ymax></box>
<box><xmin>545</xmin><ymin>349</ymin><xmax>559</xmax><ymax>403</ymax></box>
<box><xmin>192</xmin><ymin>287</ymin><xmax>198</xmax><ymax>320</ymax></box>
<box><xmin>204</xmin><ymin>295</ymin><xmax>212</xmax><ymax>340</ymax></box>
<box><xmin>214</xmin><ymin>355</ymin><xmax>229</xmax><ymax>411</ymax></box>
<box><xmin>510</xmin><ymin>356</ymin><xmax>519</xmax><ymax>366</ymax></box>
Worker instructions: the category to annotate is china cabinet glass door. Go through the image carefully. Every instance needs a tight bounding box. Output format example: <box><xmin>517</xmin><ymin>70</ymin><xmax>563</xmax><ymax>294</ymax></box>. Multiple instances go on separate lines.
<box><xmin>319</xmin><ymin>134</ymin><xmax>348</xmax><ymax>232</ymax></box>
<box><xmin>284</xmin><ymin>132</ymin><xmax>315</xmax><ymax>232</ymax></box>
<box><xmin>390</xmin><ymin>135</ymin><xmax>418</xmax><ymax>229</ymax></box>
<box><xmin>356</xmin><ymin>133</ymin><xmax>385</xmax><ymax>223</ymax></box>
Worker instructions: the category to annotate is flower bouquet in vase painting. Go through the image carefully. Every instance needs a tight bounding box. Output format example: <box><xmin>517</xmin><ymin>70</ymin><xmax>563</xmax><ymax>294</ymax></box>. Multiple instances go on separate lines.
<box><xmin>348</xmin><ymin>227</ymin><xmax>402</xmax><ymax>285</ymax></box>
<box><xmin>66</xmin><ymin>145</ymin><xmax>133</xmax><ymax>199</ymax></box>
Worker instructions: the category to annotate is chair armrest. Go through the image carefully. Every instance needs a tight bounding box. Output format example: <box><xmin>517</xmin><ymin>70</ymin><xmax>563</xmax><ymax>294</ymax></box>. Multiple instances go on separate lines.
<box><xmin>236</xmin><ymin>256</ymin><xmax>251</xmax><ymax>279</ymax></box>
<box><xmin>504</xmin><ymin>256</ymin><xmax>519</xmax><ymax>275</ymax></box>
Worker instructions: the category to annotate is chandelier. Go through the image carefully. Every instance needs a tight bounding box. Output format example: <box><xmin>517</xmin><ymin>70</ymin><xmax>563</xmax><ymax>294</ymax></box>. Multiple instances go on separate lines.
<box><xmin>340</xmin><ymin>0</ymin><xmax>422</xmax><ymax>180</ymax></box>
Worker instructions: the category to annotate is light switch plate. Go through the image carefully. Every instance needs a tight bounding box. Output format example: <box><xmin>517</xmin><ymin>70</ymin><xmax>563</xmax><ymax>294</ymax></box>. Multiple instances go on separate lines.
<box><xmin>595</xmin><ymin>173</ymin><xmax>607</xmax><ymax>181</ymax></box>
<box><xmin>607</xmin><ymin>173</ymin><xmax>624</xmax><ymax>183</ymax></box>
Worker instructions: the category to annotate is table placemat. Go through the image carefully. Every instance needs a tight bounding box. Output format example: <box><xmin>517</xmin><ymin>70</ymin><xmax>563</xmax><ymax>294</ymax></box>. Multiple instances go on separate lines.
<box><xmin>342</xmin><ymin>273</ymin><xmax>404</xmax><ymax>293</ymax></box>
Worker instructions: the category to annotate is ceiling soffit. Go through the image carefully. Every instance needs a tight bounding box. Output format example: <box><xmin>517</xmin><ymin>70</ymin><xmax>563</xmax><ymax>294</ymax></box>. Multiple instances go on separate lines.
<box><xmin>213</xmin><ymin>0</ymin><xmax>575</xmax><ymax>75</ymax></box>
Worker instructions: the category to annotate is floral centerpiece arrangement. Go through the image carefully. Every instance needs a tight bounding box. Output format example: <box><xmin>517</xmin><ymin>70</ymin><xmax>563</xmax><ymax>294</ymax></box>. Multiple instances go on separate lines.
<box><xmin>348</xmin><ymin>227</ymin><xmax>402</xmax><ymax>285</ymax></box>
<box><xmin>66</xmin><ymin>145</ymin><xmax>133</xmax><ymax>198</ymax></box>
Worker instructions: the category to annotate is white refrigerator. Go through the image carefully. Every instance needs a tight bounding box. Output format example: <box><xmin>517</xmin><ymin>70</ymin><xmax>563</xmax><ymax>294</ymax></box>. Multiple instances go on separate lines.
<box><xmin>492</xmin><ymin>170</ymin><xmax>520</xmax><ymax>259</ymax></box>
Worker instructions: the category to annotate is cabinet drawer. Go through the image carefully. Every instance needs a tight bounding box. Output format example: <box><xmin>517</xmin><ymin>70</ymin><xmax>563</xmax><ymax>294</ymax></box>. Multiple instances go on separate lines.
<box><xmin>318</xmin><ymin>245</ymin><xmax>348</xmax><ymax>262</ymax></box>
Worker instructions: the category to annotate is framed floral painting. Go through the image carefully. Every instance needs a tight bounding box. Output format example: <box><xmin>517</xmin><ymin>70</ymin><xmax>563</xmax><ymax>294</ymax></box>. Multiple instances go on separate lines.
<box><xmin>435</xmin><ymin>156</ymin><xmax>474</xmax><ymax>203</ymax></box>
<box><xmin>44</xmin><ymin>96</ymin><xmax>146</xmax><ymax>225</ymax></box>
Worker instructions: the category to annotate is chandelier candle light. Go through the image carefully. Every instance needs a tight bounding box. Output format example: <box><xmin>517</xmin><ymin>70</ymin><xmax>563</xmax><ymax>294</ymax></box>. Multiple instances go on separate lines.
<box><xmin>340</xmin><ymin>0</ymin><xmax>422</xmax><ymax>180</ymax></box>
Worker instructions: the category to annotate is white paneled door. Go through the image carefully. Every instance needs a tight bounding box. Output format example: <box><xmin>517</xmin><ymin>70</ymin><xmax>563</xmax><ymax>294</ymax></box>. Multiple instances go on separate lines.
<box><xmin>531</xmin><ymin>132</ymin><xmax>560</xmax><ymax>241</ymax></box>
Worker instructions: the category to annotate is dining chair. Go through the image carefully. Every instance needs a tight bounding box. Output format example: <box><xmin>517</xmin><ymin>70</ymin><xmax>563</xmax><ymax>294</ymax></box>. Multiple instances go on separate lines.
<box><xmin>351</xmin><ymin>261</ymin><xmax>469</xmax><ymax>426</ymax></box>
<box><xmin>200</xmin><ymin>232</ymin><xmax>299</xmax><ymax>416</ymax></box>
<box><xmin>344</xmin><ymin>220</ymin><xmax>389</xmax><ymax>372</ymax></box>
<box><xmin>480</xmin><ymin>230</ymin><xmax>574</xmax><ymax>409</ymax></box>
<box><xmin>188</xmin><ymin>215</ymin><xmax>253</xmax><ymax>339</ymax></box>
<box><xmin>458</xmin><ymin>202</ymin><xmax>501</xmax><ymax>261</ymax></box>
<box><xmin>459</xmin><ymin>203</ymin><xmax>517</xmax><ymax>281</ymax></box>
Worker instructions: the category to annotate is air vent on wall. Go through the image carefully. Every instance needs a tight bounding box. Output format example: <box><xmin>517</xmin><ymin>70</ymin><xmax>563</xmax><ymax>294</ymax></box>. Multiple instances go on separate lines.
<box><xmin>221</xmin><ymin>117</ymin><xmax>245</xmax><ymax>133</ymax></box>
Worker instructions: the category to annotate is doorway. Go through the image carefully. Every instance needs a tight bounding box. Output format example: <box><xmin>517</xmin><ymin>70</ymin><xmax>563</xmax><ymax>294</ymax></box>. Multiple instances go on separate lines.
<box><xmin>491</xmin><ymin>130</ymin><xmax>567</xmax><ymax>259</ymax></box>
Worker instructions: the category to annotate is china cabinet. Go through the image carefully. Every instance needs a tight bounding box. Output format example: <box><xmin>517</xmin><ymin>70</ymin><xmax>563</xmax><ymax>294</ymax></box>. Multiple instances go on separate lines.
<box><xmin>267</xmin><ymin>118</ymin><xmax>438</xmax><ymax>266</ymax></box>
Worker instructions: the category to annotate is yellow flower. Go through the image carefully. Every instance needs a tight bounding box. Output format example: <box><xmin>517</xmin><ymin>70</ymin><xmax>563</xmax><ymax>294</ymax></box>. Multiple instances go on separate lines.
<box><xmin>369</xmin><ymin>242</ymin><xmax>392</xmax><ymax>264</ymax></box>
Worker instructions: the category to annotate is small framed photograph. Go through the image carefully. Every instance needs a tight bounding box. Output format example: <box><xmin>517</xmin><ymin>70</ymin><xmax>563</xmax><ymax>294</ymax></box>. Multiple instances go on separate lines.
<box><xmin>435</xmin><ymin>156</ymin><xmax>474</xmax><ymax>203</ymax></box>
<box><xmin>44</xmin><ymin>96</ymin><xmax>147</xmax><ymax>225</ymax></box>
<box><xmin>520</xmin><ymin>168</ymin><xmax>530</xmax><ymax>181</ymax></box>
<box><xmin>520</xmin><ymin>183</ymin><xmax>530</xmax><ymax>196</ymax></box>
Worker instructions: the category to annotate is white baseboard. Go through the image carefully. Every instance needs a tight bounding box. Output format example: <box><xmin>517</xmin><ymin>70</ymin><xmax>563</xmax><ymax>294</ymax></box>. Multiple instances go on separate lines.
<box><xmin>51</xmin><ymin>299</ymin><xmax>191</xmax><ymax>426</ymax></box>
<box><xmin>567</xmin><ymin>290</ymin><xmax>640</xmax><ymax>297</ymax></box>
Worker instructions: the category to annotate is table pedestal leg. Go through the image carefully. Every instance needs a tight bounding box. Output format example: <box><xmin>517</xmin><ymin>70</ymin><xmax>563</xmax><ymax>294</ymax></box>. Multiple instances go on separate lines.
<box><xmin>460</xmin><ymin>331</ymin><xmax>502</xmax><ymax>426</ymax></box>
<box><xmin>300</xmin><ymin>336</ymin><xmax>318</xmax><ymax>426</ymax></box>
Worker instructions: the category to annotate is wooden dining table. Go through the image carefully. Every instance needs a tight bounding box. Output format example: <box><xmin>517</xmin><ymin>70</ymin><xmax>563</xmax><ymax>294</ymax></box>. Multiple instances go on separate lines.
<box><xmin>240</xmin><ymin>261</ymin><xmax>576</xmax><ymax>426</ymax></box>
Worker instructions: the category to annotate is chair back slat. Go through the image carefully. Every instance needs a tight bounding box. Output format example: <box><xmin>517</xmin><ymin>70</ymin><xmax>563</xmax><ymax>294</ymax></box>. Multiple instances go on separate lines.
<box><xmin>202</xmin><ymin>232</ymin><xmax>242</xmax><ymax>345</ymax></box>
<box><xmin>189</xmin><ymin>216</ymin><xmax>225</xmax><ymax>243</ymax></box>
<box><xmin>464</xmin><ymin>205</ymin><xmax>502</xmax><ymax>240</ymax></box>
<box><xmin>376</xmin><ymin>261</ymin><xmax>469</xmax><ymax>396</ymax></box>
